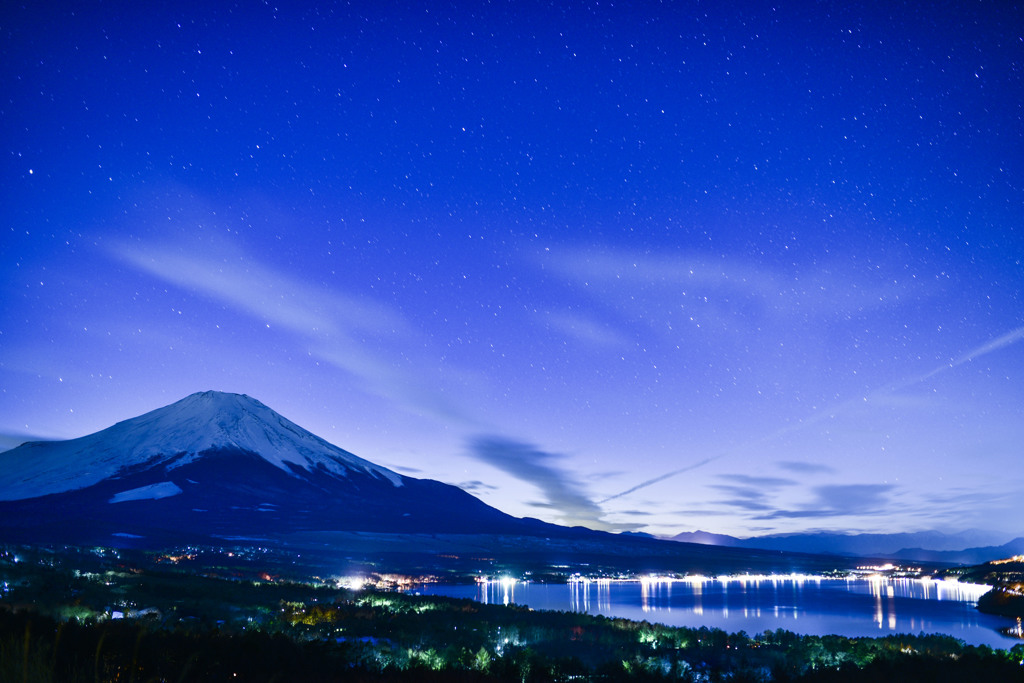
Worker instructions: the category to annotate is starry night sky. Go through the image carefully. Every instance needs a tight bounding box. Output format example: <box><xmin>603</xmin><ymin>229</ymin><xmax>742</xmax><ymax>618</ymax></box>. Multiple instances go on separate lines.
<box><xmin>3</xmin><ymin>1</ymin><xmax>1022</xmax><ymax>538</ymax></box>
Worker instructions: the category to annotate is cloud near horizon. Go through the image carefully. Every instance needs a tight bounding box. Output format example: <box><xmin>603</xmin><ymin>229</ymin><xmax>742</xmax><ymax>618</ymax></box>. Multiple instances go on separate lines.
<box><xmin>468</xmin><ymin>436</ymin><xmax>632</xmax><ymax>531</ymax></box>
<box><xmin>718</xmin><ymin>473</ymin><xmax>799</xmax><ymax>488</ymax></box>
<box><xmin>777</xmin><ymin>461</ymin><xmax>836</xmax><ymax>475</ymax></box>
<box><xmin>598</xmin><ymin>455</ymin><xmax>721</xmax><ymax>504</ymax></box>
<box><xmin>754</xmin><ymin>484</ymin><xmax>897</xmax><ymax>520</ymax></box>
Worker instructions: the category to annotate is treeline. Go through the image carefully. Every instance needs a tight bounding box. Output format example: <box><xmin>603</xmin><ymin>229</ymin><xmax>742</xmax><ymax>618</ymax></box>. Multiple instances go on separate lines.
<box><xmin>282</xmin><ymin>594</ymin><xmax>1024</xmax><ymax>681</ymax></box>
<box><xmin>3</xmin><ymin>597</ymin><xmax>1023</xmax><ymax>682</ymax></box>
<box><xmin>977</xmin><ymin>586</ymin><xmax>1024</xmax><ymax>618</ymax></box>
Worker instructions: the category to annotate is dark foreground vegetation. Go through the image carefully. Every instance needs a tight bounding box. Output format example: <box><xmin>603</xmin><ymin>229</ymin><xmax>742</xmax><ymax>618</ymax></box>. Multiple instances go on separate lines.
<box><xmin>955</xmin><ymin>557</ymin><xmax>1024</xmax><ymax>619</ymax></box>
<box><xmin>1</xmin><ymin>545</ymin><xmax>1022</xmax><ymax>682</ymax></box>
<box><xmin>3</xmin><ymin>606</ymin><xmax>1024</xmax><ymax>683</ymax></box>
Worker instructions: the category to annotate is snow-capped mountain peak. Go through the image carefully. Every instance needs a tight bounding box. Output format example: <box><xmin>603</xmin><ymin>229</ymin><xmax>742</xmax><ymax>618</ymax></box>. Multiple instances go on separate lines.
<box><xmin>0</xmin><ymin>391</ymin><xmax>402</xmax><ymax>501</ymax></box>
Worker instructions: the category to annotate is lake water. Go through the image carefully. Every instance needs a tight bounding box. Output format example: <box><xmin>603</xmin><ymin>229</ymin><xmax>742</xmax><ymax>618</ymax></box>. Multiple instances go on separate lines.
<box><xmin>419</xmin><ymin>575</ymin><xmax>1022</xmax><ymax>650</ymax></box>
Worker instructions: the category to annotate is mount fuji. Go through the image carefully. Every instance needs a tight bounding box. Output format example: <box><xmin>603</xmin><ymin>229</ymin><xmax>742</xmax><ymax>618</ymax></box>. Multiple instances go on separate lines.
<box><xmin>0</xmin><ymin>391</ymin><xmax>549</xmax><ymax>545</ymax></box>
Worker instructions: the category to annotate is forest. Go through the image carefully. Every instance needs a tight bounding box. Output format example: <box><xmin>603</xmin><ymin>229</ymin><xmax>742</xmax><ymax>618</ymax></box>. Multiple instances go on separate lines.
<box><xmin>1</xmin><ymin>544</ymin><xmax>1022</xmax><ymax>682</ymax></box>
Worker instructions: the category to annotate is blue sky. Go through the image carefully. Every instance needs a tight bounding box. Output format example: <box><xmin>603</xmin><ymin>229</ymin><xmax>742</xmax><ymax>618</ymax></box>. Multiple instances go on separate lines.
<box><xmin>2</xmin><ymin>1</ymin><xmax>1022</xmax><ymax>537</ymax></box>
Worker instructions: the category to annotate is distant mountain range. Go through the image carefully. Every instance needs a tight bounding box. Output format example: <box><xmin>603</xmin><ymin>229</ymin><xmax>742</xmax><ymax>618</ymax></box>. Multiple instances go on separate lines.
<box><xmin>3</xmin><ymin>390</ymin><xmax>1013</xmax><ymax>572</ymax></box>
<box><xmin>670</xmin><ymin>530</ymin><xmax>1024</xmax><ymax>565</ymax></box>
<box><xmin>1</xmin><ymin>391</ymin><xmax>875</xmax><ymax>577</ymax></box>
<box><xmin>875</xmin><ymin>538</ymin><xmax>1024</xmax><ymax>565</ymax></box>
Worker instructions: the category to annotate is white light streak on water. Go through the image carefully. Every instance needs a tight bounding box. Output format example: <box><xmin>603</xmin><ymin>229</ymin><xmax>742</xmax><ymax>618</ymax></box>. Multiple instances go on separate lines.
<box><xmin>438</xmin><ymin>576</ymin><xmax>1013</xmax><ymax>649</ymax></box>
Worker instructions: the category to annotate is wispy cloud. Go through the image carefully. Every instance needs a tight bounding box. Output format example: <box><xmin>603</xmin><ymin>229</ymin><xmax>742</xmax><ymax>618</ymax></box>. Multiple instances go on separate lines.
<box><xmin>912</xmin><ymin>325</ymin><xmax>1024</xmax><ymax>384</ymax></box>
<box><xmin>670</xmin><ymin>508</ymin><xmax>737</xmax><ymax>518</ymax></box>
<box><xmin>468</xmin><ymin>436</ymin><xmax>628</xmax><ymax>530</ymax></box>
<box><xmin>114</xmin><ymin>242</ymin><xmax>403</xmax><ymax>336</ymax></box>
<box><xmin>708</xmin><ymin>485</ymin><xmax>778</xmax><ymax>512</ymax></box>
<box><xmin>598</xmin><ymin>455</ymin><xmax>721</xmax><ymax>504</ymax></box>
<box><xmin>543</xmin><ymin>247</ymin><xmax>925</xmax><ymax>323</ymax></box>
<box><xmin>614</xmin><ymin>509</ymin><xmax>654</xmax><ymax>517</ymax></box>
<box><xmin>458</xmin><ymin>479</ymin><xmax>498</xmax><ymax>493</ymax></box>
<box><xmin>717</xmin><ymin>473</ymin><xmax>798</xmax><ymax>488</ymax></box>
<box><xmin>774</xmin><ymin>324</ymin><xmax>1024</xmax><ymax>436</ymax></box>
<box><xmin>920</xmin><ymin>486</ymin><xmax>1021</xmax><ymax>510</ymax></box>
<box><xmin>390</xmin><ymin>465</ymin><xmax>424</xmax><ymax>474</ymax></box>
<box><xmin>777</xmin><ymin>461</ymin><xmax>836</xmax><ymax>475</ymax></box>
<box><xmin>544</xmin><ymin>311</ymin><xmax>630</xmax><ymax>348</ymax></box>
<box><xmin>549</xmin><ymin>249</ymin><xmax>781</xmax><ymax>296</ymax></box>
<box><xmin>704</xmin><ymin>473</ymin><xmax>798</xmax><ymax>516</ymax></box>
<box><xmin>956</xmin><ymin>326</ymin><xmax>1024</xmax><ymax>363</ymax></box>
<box><xmin>602</xmin><ymin>324</ymin><xmax>1024</xmax><ymax>507</ymax></box>
<box><xmin>693</xmin><ymin>473</ymin><xmax>800</xmax><ymax>515</ymax></box>
<box><xmin>754</xmin><ymin>484</ymin><xmax>897</xmax><ymax>520</ymax></box>
<box><xmin>111</xmin><ymin>240</ymin><xmax>482</xmax><ymax>426</ymax></box>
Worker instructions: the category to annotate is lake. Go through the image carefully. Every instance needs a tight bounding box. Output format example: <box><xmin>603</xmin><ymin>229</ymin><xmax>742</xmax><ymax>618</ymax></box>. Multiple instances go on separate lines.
<box><xmin>419</xmin><ymin>575</ymin><xmax>1023</xmax><ymax>650</ymax></box>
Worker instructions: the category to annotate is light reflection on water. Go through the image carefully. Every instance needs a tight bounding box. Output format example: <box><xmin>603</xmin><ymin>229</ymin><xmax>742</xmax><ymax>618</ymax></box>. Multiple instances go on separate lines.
<box><xmin>421</xmin><ymin>576</ymin><xmax>1018</xmax><ymax>650</ymax></box>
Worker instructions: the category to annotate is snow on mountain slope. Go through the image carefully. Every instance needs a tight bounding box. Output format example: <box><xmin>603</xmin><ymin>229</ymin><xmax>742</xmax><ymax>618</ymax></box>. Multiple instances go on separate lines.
<box><xmin>109</xmin><ymin>481</ymin><xmax>184</xmax><ymax>504</ymax></box>
<box><xmin>0</xmin><ymin>391</ymin><xmax>402</xmax><ymax>501</ymax></box>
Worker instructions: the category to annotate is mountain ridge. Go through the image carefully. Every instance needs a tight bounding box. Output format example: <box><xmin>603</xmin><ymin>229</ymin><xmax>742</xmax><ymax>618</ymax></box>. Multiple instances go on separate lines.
<box><xmin>671</xmin><ymin>529</ymin><xmax>1019</xmax><ymax>562</ymax></box>
<box><xmin>0</xmin><ymin>391</ymin><xmax>401</xmax><ymax>502</ymax></box>
<box><xmin>0</xmin><ymin>391</ymin><xmax>550</xmax><ymax>543</ymax></box>
<box><xmin>0</xmin><ymin>392</ymin><xmax>904</xmax><ymax>576</ymax></box>
<box><xmin>879</xmin><ymin>537</ymin><xmax>1024</xmax><ymax>565</ymax></box>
